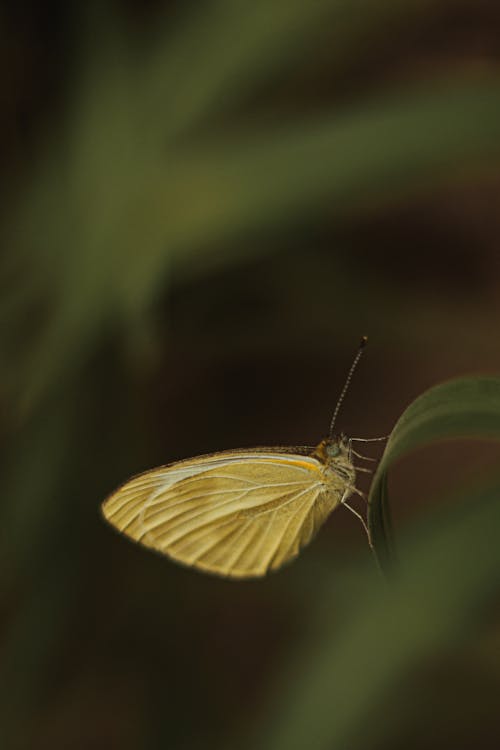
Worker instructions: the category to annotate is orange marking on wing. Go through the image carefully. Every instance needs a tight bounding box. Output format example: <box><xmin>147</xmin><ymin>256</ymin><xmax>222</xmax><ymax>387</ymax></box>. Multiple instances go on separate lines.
<box><xmin>258</xmin><ymin>457</ymin><xmax>322</xmax><ymax>473</ymax></box>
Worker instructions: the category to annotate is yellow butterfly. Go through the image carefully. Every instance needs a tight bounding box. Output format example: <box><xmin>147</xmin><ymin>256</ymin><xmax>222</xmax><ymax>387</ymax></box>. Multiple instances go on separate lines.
<box><xmin>101</xmin><ymin>337</ymin><xmax>383</xmax><ymax>578</ymax></box>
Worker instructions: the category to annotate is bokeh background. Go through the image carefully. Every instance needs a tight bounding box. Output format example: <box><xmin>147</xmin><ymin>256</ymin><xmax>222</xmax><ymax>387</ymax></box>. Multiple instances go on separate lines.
<box><xmin>1</xmin><ymin>1</ymin><xmax>500</xmax><ymax>748</ymax></box>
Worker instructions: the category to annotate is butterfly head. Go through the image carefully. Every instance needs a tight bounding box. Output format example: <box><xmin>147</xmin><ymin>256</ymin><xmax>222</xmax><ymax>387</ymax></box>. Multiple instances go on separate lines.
<box><xmin>312</xmin><ymin>434</ymin><xmax>350</xmax><ymax>464</ymax></box>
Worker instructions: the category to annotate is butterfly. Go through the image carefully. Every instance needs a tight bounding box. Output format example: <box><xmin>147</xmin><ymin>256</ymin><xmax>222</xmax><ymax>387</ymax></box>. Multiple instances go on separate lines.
<box><xmin>101</xmin><ymin>337</ymin><xmax>384</xmax><ymax>579</ymax></box>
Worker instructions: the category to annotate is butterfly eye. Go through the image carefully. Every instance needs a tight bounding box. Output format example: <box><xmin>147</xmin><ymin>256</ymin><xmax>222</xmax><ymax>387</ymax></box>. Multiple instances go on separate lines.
<box><xmin>327</xmin><ymin>443</ymin><xmax>340</xmax><ymax>457</ymax></box>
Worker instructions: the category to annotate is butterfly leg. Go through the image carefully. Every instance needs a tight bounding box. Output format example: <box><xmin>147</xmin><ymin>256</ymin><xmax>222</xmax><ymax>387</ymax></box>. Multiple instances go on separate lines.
<box><xmin>350</xmin><ymin>436</ymin><xmax>390</xmax><ymax>442</ymax></box>
<box><xmin>350</xmin><ymin>447</ymin><xmax>377</xmax><ymax>462</ymax></box>
<box><xmin>348</xmin><ymin>439</ymin><xmax>380</xmax><ymax>465</ymax></box>
<box><xmin>352</xmin><ymin>464</ymin><xmax>373</xmax><ymax>474</ymax></box>
<box><xmin>342</xmin><ymin>498</ymin><xmax>371</xmax><ymax>543</ymax></box>
<box><xmin>345</xmin><ymin>484</ymin><xmax>367</xmax><ymax>501</ymax></box>
<box><xmin>349</xmin><ymin>437</ymin><xmax>385</xmax><ymax>469</ymax></box>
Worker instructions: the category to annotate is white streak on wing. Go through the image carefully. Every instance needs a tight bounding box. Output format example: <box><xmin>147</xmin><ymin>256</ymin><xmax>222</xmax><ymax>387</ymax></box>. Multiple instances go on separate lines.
<box><xmin>107</xmin><ymin>454</ymin><xmax>320</xmax><ymax>518</ymax></box>
<box><xmin>153</xmin><ymin>454</ymin><xmax>319</xmax><ymax>484</ymax></box>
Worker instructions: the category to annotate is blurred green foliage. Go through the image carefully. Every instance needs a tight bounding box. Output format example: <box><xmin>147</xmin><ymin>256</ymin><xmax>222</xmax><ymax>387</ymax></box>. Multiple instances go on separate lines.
<box><xmin>1</xmin><ymin>1</ymin><xmax>500</xmax><ymax>749</ymax></box>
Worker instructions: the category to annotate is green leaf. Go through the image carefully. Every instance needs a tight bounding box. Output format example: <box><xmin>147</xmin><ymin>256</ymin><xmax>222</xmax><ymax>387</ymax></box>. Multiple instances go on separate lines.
<box><xmin>368</xmin><ymin>376</ymin><xmax>500</xmax><ymax>572</ymax></box>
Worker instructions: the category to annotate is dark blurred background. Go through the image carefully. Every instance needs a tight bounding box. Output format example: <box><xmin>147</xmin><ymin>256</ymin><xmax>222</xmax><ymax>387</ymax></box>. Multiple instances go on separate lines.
<box><xmin>1</xmin><ymin>1</ymin><xmax>500</xmax><ymax>749</ymax></box>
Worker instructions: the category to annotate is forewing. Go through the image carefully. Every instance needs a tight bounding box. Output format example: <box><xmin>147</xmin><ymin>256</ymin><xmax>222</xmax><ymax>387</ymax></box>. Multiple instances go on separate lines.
<box><xmin>101</xmin><ymin>451</ymin><xmax>339</xmax><ymax>578</ymax></box>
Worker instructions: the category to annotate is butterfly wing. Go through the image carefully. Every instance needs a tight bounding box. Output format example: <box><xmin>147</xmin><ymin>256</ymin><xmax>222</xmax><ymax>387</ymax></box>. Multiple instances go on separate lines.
<box><xmin>101</xmin><ymin>450</ymin><xmax>344</xmax><ymax>578</ymax></box>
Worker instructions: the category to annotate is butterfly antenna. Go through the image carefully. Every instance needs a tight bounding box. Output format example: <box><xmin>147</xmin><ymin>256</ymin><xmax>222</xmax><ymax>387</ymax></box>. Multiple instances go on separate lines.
<box><xmin>329</xmin><ymin>336</ymin><xmax>368</xmax><ymax>438</ymax></box>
